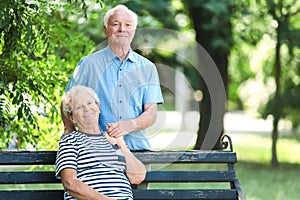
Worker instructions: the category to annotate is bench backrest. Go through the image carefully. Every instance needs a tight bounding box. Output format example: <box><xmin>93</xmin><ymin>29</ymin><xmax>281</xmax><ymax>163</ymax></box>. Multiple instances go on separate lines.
<box><xmin>0</xmin><ymin>150</ymin><xmax>245</xmax><ymax>200</ymax></box>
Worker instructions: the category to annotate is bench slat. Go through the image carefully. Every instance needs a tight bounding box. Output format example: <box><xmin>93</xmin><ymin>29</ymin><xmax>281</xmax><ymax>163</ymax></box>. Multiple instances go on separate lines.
<box><xmin>0</xmin><ymin>151</ymin><xmax>237</xmax><ymax>164</ymax></box>
<box><xmin>0</xmin><ymin>190</ymin><xmax>64</xmax><ymax>200</ymax></box>
<box><xmin>0</xmin><ymin>172</ymin><xmax>60</xmax><ymax>184</ymax></box>
<box><xmin>133</xmin><ymin>189</ymin><xmax>238</xmax><ymax>200</ymax></box>
<box><xmin>0</xmin><ymin>189</ymin><xmax>238</xmax><ymax>200</ymax></box>
<box><xmin>0</xmin><ymin>151</ymin><xmax>57</xmax><ymax>165</ymax></box>
<box><xmin>135</xmin><ymin>151</ymin><xmax>237</xmax><ymax>164</ymax></box>
<box><xmin>0</xmin><ymin>171</ymin><xmax>235</xmax><ymax>184</ymax></box>
<box><xmin>145</xmin><ymin>171</ymin><xmax>236</xmax><ymax>182</ymax></box>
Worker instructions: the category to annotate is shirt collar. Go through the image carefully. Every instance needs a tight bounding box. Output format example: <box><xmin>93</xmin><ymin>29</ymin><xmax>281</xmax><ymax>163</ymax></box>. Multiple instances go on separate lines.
<box><xmin>106</xmin><ymin>46</ymin><xmax>136</xmax><ymax>63</ymax></box>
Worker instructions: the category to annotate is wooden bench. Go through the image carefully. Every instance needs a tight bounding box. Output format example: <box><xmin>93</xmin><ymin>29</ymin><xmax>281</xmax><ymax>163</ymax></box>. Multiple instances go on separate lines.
<box><xmin>0</xmin><ymin>138</ymin><xmax>246</xmax><ymax>200</ymax></box>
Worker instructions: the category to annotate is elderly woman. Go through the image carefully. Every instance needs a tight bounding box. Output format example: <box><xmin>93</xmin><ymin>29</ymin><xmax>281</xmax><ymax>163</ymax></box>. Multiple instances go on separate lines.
<box><xmin>55</xmin><ymin>85</ymin><xmax>146</xmax><ymax>200</ymax></box>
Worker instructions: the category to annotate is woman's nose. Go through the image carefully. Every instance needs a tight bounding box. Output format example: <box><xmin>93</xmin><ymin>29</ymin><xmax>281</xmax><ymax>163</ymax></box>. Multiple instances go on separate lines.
<box><xmin>82</xmin><ymin>105</ymin><xmax>88</xmax><ymax>111</ymax></box>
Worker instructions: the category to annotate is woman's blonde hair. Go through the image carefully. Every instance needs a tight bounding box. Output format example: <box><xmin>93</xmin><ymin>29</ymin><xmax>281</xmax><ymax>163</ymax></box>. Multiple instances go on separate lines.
<box><xmin>61</xmin><ymin>85</ymin><xmax>100</xmax><ymax>118</ymax></box>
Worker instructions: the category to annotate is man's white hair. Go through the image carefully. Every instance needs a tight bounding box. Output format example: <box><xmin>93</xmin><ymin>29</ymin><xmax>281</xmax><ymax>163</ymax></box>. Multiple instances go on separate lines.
<box><xmin>103</xmin><ymin>5</ymin><xmax>138</xmax><ymax>29</ymax></box>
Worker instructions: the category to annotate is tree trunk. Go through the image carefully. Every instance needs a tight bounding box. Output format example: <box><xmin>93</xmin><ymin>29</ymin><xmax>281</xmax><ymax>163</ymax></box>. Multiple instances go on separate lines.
<box><xmin>271</xmin><ymin>118</ymin><xmax>279</xmax><ymax>167</ymax></box>
<box><xmin>184</xmin><ymin>1</ymin><xmax>232</xmax><ymax>150</ymax></box>
<box><xmin>271</xmin><ymin>25</ymin><xmax>282</xmax><ymax>167</ymax></box>
<box><xmin>194</xmin><ymin>73</ymin><xmax>211</xmax><ymax>149</ymax></box>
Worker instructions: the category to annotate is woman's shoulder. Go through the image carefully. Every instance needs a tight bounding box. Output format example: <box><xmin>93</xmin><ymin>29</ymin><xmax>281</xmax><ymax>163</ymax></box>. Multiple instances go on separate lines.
<box><xmin>60</xmin><ymin>131</ymin><xmax>84</xmax><ymax>144</ymax></box>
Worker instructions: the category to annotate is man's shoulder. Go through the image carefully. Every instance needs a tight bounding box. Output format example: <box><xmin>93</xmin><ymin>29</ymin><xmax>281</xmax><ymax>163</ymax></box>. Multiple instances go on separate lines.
<box><xmin>84</xmin><ymin>48</ymin><xmax>107</xmax><ymax>60</ymax></box>
<box><xmin>130</xmin><ymin>50</ymin><xmax>154</xmax><ymax>65</ymax></box>
<box><xmin>79</xmin><ymin>47</ymin><xmax>111</xmax><ymax>65</ymax></box>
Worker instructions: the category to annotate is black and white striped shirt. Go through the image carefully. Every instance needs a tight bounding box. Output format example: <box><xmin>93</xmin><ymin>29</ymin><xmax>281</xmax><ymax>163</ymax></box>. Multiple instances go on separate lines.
<box><xmin>55</xmin><ymin>131</ymin><xmax>133</xmax><ymax>200</ymax></box>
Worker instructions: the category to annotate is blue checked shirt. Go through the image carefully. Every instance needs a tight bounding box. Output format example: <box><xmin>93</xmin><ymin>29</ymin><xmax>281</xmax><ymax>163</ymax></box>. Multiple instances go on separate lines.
<box><xmin>65</xmin><ymin>47</ymin><xmax>164</xmax><ymax>150</ymax></box>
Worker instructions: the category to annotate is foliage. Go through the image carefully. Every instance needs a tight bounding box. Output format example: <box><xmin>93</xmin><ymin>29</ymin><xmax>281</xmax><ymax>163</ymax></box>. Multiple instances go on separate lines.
<box><xmin>229</xmin><ymin>0</ymin><xmax>300</xmax><ymax>129</ymax></box>
<box><xmin>0</xmin><ymin>0</ymin><xmax>97</xmax><ymax>149</ymax></box>
<box><xmin>257</xmin><ymin>0</ymin><xmax>300</xmax><ymax>132</ymax></box>
<box><xmin>229</xmin><ymin>0</ymin><xmax>300</xmax><ymax>166</ymax></box>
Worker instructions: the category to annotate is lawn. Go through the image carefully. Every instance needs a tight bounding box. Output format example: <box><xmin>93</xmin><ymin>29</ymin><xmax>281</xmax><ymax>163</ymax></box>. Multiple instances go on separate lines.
<box><xmin>236</xmin><ymin>161</ymin><xmax>300</xmax><ymax>200</ymax></box>
<box><xmin>231</xmin><ymin>133</ymin><xmax>300</xmax><ymax>200</ymax></box>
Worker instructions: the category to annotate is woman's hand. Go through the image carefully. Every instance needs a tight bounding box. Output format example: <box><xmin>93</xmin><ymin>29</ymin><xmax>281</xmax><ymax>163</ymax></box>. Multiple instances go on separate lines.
<box><xmin>105</xmin><ymin>132</ymin><xmax>121</xmax><ymax>145</ymax></box>
<box><xmin>105</xmin><ymin>133</ymin><xmax>129</xmax><ymax>152</ymax></box>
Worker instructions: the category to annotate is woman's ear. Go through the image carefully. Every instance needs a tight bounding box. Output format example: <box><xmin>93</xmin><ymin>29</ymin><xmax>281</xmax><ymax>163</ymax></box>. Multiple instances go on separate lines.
<box><xmin>69</xmin><ymin>115</ymin><xmax>75</xmax><ymax>125</ymax></box>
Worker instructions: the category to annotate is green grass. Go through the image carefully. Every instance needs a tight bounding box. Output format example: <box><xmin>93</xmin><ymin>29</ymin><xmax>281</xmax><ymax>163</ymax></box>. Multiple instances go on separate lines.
<box><xmin>235</xmin><ymin>162</ymin><xmax>300</xmax><ymax>200</ymax></box>
<box><xmin>230</xmin><ymin>133</ymin><xmax>300</xmax><ymax>200</ymax></box>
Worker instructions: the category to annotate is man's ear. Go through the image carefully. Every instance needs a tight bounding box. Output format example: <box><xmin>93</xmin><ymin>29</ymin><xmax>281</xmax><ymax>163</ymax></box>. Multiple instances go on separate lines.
<box><xmin>103</xmin><ymin>25</ymin><xmax>107</xmax><ymax>35</ymax></box>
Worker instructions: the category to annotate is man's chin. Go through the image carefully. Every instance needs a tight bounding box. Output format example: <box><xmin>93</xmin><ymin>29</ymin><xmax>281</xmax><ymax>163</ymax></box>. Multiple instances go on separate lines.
<box><xmin>112</xmin><ymin>39</ymin><xmax>132</xmax><ymax>46</ymax></box>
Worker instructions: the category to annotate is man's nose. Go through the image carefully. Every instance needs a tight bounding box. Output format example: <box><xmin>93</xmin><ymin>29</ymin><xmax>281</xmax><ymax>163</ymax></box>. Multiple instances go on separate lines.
<box><xmin>118</xmin><ymin>24</ymin><xmax>126</xmax><ymax>32</ymax></box>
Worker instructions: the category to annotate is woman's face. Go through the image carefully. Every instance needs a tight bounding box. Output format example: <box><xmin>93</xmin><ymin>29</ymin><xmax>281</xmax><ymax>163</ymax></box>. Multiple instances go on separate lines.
<box><xmin>71</xmin><ymin>92</ymin><xmax>100</xmax><ymax>129</ymax></box>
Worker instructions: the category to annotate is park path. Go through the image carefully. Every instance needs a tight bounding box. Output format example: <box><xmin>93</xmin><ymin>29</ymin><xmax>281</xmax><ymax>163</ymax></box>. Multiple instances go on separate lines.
<box><xmin>147</xmin><ymin>111</ymin><xmax>291</xmax><ymax>150</ymax></box>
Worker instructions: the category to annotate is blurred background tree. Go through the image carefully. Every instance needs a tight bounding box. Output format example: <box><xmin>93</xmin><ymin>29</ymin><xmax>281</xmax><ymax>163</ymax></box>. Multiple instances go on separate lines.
<box><xmin>230</xmin><ymin>0</ymin><xmax>300</xmax><ymax>167</ymax></box>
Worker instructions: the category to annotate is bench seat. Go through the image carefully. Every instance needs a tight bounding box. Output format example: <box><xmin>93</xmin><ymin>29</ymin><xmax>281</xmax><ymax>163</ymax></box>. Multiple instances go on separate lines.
<box><xmin>0</xmin><ymin>150</ymin><xmax>247</xmax><ymax>200</ymax></box>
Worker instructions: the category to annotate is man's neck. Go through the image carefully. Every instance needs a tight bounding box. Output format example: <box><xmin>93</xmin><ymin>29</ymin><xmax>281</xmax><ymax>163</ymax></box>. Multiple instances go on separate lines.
<box><xmin>109</xmin><ymin>44</ymin><xmax>130</xmax><ymax>61</ymax></box>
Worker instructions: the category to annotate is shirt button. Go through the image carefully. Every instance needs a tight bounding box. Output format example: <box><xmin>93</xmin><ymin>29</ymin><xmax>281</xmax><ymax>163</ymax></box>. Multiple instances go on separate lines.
<box><xmin>119</xmin><ymin>116</ymin><xmax>122</xmax><ymax>119</ymax></box>
<box><xmin>119</xmin><ymin>84</ymin><xmax>122</xmax><ymax>87</ymax></box>
<box><xmin>120</xmin><ymin>100</ymin><xmax>122</xmax><ymax>103</ymax></box>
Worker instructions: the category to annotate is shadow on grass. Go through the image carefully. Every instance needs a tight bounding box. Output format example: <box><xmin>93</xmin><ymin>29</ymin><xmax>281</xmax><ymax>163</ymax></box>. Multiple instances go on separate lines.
<box><xmin>236</xmin><ymin>160</ymin><xmax>300</xmax><ymax>170</ymax></box>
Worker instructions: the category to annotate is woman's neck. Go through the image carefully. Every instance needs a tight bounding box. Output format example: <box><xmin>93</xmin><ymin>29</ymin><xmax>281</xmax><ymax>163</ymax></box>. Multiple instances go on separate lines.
<box><xmin>78</xmin><ymin>126</ymin><xmax>101</xmax><ymax>135</ymax></box>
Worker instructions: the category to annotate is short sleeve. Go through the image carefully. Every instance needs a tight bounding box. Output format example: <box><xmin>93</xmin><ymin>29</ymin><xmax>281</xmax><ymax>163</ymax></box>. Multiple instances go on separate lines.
<box><xmin>144</xmin><ymin>64</ymin><xmax>164</xmax><ymax>104</ymax></box>
<box><xmin>55</xmin><ymin>137</ymin><xmax>78</xmax><ymax>179</ymax></box>
<box><xmin>65</xmin><ymin>58</ymin><xmax>88</xmax><ymax>92</ymax></box>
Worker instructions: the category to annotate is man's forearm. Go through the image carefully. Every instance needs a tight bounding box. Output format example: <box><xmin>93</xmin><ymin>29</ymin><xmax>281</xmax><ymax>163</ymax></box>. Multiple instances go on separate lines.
<box><xmin>131</xmin><ymin>103</ymin><xmax>157</xmax><ymax>131</ymax></box>
<box><xmin>106</xmin><ymin>103</ymin><xmax>157</xmax><ymax>137</ymax></box>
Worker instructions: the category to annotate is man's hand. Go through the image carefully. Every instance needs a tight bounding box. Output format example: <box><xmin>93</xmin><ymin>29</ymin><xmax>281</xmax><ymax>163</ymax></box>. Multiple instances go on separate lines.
<box><xmin>106</xmin><ymin>120</ymin><xmax>135</xmax><ymax>138</ymax></box>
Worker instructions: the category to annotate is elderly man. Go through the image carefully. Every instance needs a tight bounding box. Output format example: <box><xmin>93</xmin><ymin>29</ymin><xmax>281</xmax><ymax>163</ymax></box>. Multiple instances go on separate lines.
<box><xmin>62</xmin><ymin>5</ymin><xmax>164</xmax><ymax>151</ymax></box>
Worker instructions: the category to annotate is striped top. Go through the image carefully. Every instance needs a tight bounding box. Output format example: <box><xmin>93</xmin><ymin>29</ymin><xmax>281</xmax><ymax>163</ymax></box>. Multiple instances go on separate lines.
<box><xmin>55</xmin><ymin>131</ymin><xmax>133</xmax><ymax>200</ymax></box>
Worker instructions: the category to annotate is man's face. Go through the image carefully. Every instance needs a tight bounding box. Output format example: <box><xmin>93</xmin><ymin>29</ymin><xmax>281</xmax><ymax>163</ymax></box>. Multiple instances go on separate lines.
<box><xmin>104</xmin><ymin>10</ymin><xmax>136</xmax><ymax>47</ymax></box>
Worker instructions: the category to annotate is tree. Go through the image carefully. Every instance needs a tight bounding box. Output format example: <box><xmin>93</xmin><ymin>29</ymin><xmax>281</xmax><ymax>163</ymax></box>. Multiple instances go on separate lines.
<box><xmin>0</xmin><ymin>0</ymin><xmax>98</xmax><ymax>149</ymax></box>
<box><xmin>182</xmin><ymin>0</ymin><xmax>234</xmax><ymax>149</ymax></box>
<box><xmin>260</xmin><ymin>0</ymin><xmax>300</xmax><ymax>167</ymax></box>
<box><xmin>231</xmin><ymin>0</ymin><xmax>300</xmax><ymax>167</ymax></box>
